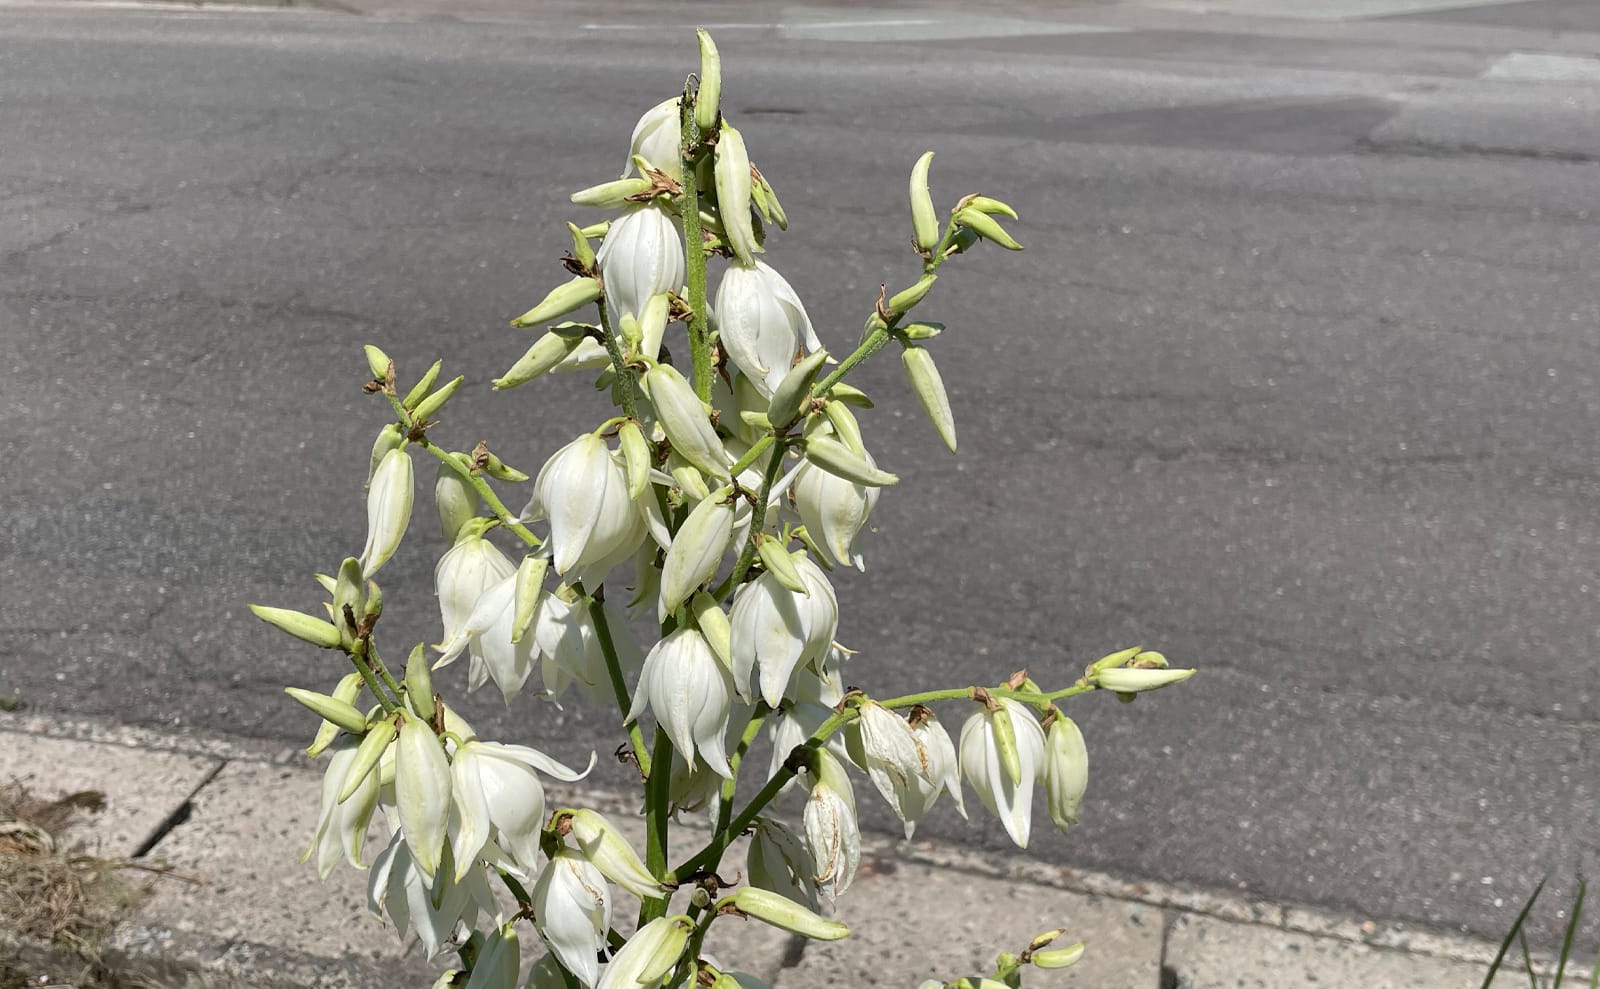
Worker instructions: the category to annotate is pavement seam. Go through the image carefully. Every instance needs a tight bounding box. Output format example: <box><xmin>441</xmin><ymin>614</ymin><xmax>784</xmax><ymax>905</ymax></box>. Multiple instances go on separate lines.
<box><xmin>130</xmin><ymin>757</ymin><xmax>227</xmax><ymax>859</ymax></box>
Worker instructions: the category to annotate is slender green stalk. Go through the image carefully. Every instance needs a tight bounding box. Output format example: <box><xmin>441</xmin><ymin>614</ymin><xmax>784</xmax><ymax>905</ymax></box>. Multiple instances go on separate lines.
<box><xmin>362</xmin><ymin>640</ymin><xmax>406</xmax><ymax>703</ymax></box>
<box><xmin>579</xmin><ymin>583</ymin><xmax>652</xmax><ymax>774</ymax></box>
<box><xmin>421</xmin><ymin>443</ymin><xmax>542</xmax><ymax>549</ymax></box>
<box><xmin>728</xmin><ymin>433</ymin><xmax>776</xmax><ymax>478</ymax></box>
<box><xmin>349</xmin><ymin>648</ymin><xmax>400</xmax><ymax>716</ymax></box>
<box><xmin>719</xmin><ymin>434</ymin><xmax>789</xmax><ymax>594</ymax></box>
<box><xmin>595</xmin><ymin>301</ymin><xmax>638</xmax><ymax>419</ymax></box>
<box><xmin>814</xmin><ymin>326</ymin><xmax>893</xmax><ymax>397</ymax></box>
<box><xmin>664</xmin><ymin>706</ymin><xmax>767</xmax><ymax>886</ymax></box>
<box><xmin>640</xmin><ymin>727</ymin><xmax>674</xmax><ymax>924</ymax></box>
<box><xmin>678</xmin><ymin>84</ymin><xmax>714</xmax><ymax>401</ymax></box>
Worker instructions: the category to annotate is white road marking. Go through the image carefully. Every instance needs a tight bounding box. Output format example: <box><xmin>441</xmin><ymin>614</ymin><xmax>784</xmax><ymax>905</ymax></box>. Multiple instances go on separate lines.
<box><xmin>1484</xmin><ymin>51</ymin><xmax>1600</xmax><ymax>82</ymax></box>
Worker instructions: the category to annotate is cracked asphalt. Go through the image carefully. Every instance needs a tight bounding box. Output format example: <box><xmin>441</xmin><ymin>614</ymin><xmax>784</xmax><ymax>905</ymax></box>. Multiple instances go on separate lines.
<box><xmin>1</xmin><ymin>0</ymin><xmax>1597</xmax><ymax>948</ymax></box>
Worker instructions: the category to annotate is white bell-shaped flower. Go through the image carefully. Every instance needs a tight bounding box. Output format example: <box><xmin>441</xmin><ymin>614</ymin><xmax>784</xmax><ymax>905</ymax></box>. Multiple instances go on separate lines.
<box><xmin>531</xmin><ymin>850</ymin><xmax>612</xmax><ymax>988</ymax></box>
<box><xmin>435</xmin><ymin>527</ymin><xmax>516</xmax><ymax>663</ymax></box>
<box><xmin>367</xmin><ymin>829</ymin><xmax>499</xmax><ymax>960</ymax></box>
<box><xmin>464</xmin><ymin>923</ymin><xmax>520</xmax><ymax>989</ymax></box>
<box><xmin>624</xmin><ymin>97</ymin><xmax>682</xmax><ymax>182</ymax></box>
<box><xmin>594</xmin><ymin>915</ymin><xmax>694</xmax><ymax>989</ymax></box>
<box><xmin>523</xmin><ymin>434</ymin><xmax>647</xmax><ymax>585</ymax></box>
<box><xmin>597</xmin><ymin>205</ymin><xmax>684</xmax><ymax>323</ymax></box>
<box><xmin>730</xmin><ymin>553</ymin><xmax>838</xmax><ymax>706</ymax></box>
<box><xmin>800</xmin><ymin>750</ymin><xmax>859</xmax><ymax>896</ymax></box>
<box><xmin>433</xmin><ymin>573</ymin><xmax>539</xmax><ymax>703</ymax></box>
<box><xmin>959</xmin><ymin>699</ymin><xmax>1046</xmax><ymax>849</ymax></box>
<box><xmin>713</xmin><ymin>261</ymin><xmax>820</xmax><ymax>397</ymax></box>
<box><xmin>303</xmin><ymin>735</ymin><xmax>380</xmax><ymax>880</ymax></box>
<box><xmin>791</xmin><ymin>457</ymin><xmax>880</xmax><ymax>571</ymax></box>
<box><xmin>395</xmin><ymin>713</ymin><xmax>453</xmax><ymax>884</ymax></box>
<box><xmin>627</xmin><ymin>629</ymin><xmax>736</xmax><ymax>778</ymax></box>
<box><xmin>360</xmin><ymin>447</ymin><xmax>414</xmax><ymax>577</ymax></box>
<box><xmin>746</xmin><ymin>817</ymin><xmax>820</xmax><ymax>911</ymax></box>
<box><xmin>450</xmin><ymin>740</ymin><xmax>594</xmax><ymax>880</ymax></box>
<box><xmin>536</xmin><ymin>595</ymin><xmax>643</xmax><ymax>705</ymax></box>
<box><xmin>765</xmin><ymin>701</ymin><xmax>852</xmax><ymax>792</ymax></box>
<box><xmin>899</xmin><ymin>708</ymin><xmax>965</xmax><ymax>838</ymax></box>
<box><xmin>853</xmin><ymin>702</ymin><xmax>934</xmax><ymax>830</ymax></box>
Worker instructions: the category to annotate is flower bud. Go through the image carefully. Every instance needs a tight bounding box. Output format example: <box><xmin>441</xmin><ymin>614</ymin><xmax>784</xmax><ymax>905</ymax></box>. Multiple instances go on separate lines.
<box><xmin>954</xmin><ymin>207</ymin><xmax>1023</xmax><ymax>250</ymax></box>
<box><xmin>285</xmin><ymin>687</ymin><xmax>368</xmax><ymax>735</ymax></box>
<box><xmin>332</xmin><ymin>556</ymin><xmax>368</xmax><ymax>647</ymax></box>
<box><xmin>570</xmin><ymin>176</ymin><xmax>655</xmax><ymax>208</ymax></box>
<box><xmin>959</xmin><ymin>699</ymin><xmax>1046</xmax><ymax>848</ymax></box>
<box><xmin>886</xmin><ymin>274</ymin><xmax>936</xmax><ymax>314</ymax></box>
<box><xmin>363</xmin><ymin>344</ymin><xmax>392</xmax><ymax>382</ymax></box>
<box><xmin>619</xmin><ymin>420</ymin><xmax>653</xmax><ymax>500</ymax></box>
<box><xmin>462</xmin><ymin>924</ymin><xmax>519</xmax><ymax>989</ymax></box>
<box><xmin>755</xmin><ymin>537</ymin><xmax>806</xmax><ymax>595</ymax></box>
<box><xmin>492</xmin><ymin>330</ymin><xmax>584</xmax><ymax>390</ymax></box>
<box><xmin>1030</xmin><ymin>941</ymin><xmax>1086</xmax><ymax>970</ymax></box>
<box><xmin>909</xmin><ymin>150</ymin><xmax>940</xmax><ymax>252</ymax></box>
<box><xmin>690</xmin><ymin>591</ymin><xmax>733</xmax><ymax>668</ymax></box>
<box><xmin>638</xmin><ymin>291</ymin><xmax>671</xmax><ymax>361</ymax></box>
<box><xmin>595</xmin><ymin>915</ymin><xmax>694</xmax><ymax>989</ymax></box>
<box><xmin>767</xmin><ymin>347</ymin><xmax>830</xmax><ymax>430</ymax></box>
<box><xmin>395</xmin><ymin>713</ymin><xmax>452</xmax><ymax>883</ymax></box>
<box><xmin>306</xmin><ymin>672</ymin><xmax>366</xmax><ymax>758</ymax></box>
<box><xmin>360</xmin><ymin>447</ymin><xmax>414</xmax><ymax>577</ymax></box>
<box><xmin>625</xmin><ymin>97</ymin><xmax>683</xmax><ymax>182</ymax></box>
<box><xmin>967</xmin><ymin>194</ymin><xmax>1018</xmax><ymax>219</ymax></box>
<box><xmin>338</xmin><ymin>714</ymin><xmax>397</xmax><ymax>803</ymax></box>
<box><xmin>1043</xmin><ymin>716</ymin><xmax>1088</xmax><ymax>834</ymax></box>
<box><xmin>724</xmin><ymin>886</ymin><xmax>849</xmax><ymax>941</ymax></box>
<box><xmin>531</xmin><ymin>850</ymin><xmax>611</xmax><ymax>987</ymax></box>
<box><xmin>670</xmin><ymin>459</ymin><xmax>712</xmax><ymax>504</ymax></box>
<box><xmin>511</xmin><ymin>554</ymin><xmax>548</xmax><ymax>645</ymax></box>
<box><xmin>803</xmin><ymin>436</ymin><xmax>897</xmax><ymax>487</ymax></box>
<box><xmin>1093</xmin><ymin>666</ymin><xmax>1195</xmax><ymax>694</ymax></box>
<box><xmin>410</xmin><ymin>374</ymin><xmax>464</xmax><ymax>423</ymax></box>
<box><xmin>659</xmin><ymin>487</ymin><xmax>735</xmax><ymax>617</ymax></box>
<box><xmin>752</xmin><ymin>165</ymin><xmax>787</xmax><ymax>230</ymax></box>
<box><xmin>403</xmin><ymin>360</ymin><xmax>443</xmax><ymax>410</ymax></box>
<box><xmin>568</xmin><ymin>808</ymin><xmax>667</xmax><ymax>899</ymax></box>
<box><xmin>643</xmin><ymin>363</ymin><xmax>731</xmax><ymax>479</ymax></box>
<box><xmin>695</xmin><ymin>29</ymin><xmax>721</xmax><ymax>132</ymax></box>
<box><xmin>434</xmin><ymin>458</ymin><xmax>480</xmax><ymax>542</ymax></box>
<box><xmin>367</xmin><ymin>423</ymin><xmax>404</xmax><ymax>487</ymax></box>
<box><xmin>598</xmin><ymin>205</ymin><xmax>684</xmax><ymax>323</ymax></box>
<box><xmin>250</xmin><ymin>604</ymin><xmax>343</xmax><ymax>650</ymax></box>
<box><xmin>511</xmin><ymin>276</ymin><xmax>603</xmax><ymax>328</ymax></box>
<box><xmin>566</xmin><ymin>220</ymin><xmax>596</xmax><ymax>270</ymax></box>
<box><xmin>901</xmin><ymin>345</ymin><xmax>956</xmax><ymax>453</ymax></box>
<box><xmin>903</xmin><ymin>321</ymin><xmax>943</xmax><ymax>340</ymax></box>
<box><xmin>715</xmin><ymin>125</ymin><xmax>760</xmax><ymax>265</ymax></box>
<box><xmin>824</xmin><ymin>382</ymin><xmax>874</xmax><ymax>408</ymax></box>
<box><xmin>820</xmin><ymin>400</ymin><xmax>865</xmax><ymax>453</ymax></box>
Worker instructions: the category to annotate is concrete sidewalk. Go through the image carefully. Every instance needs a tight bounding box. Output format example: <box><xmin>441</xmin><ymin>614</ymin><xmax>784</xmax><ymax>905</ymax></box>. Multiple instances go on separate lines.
<box><xmin>0</xmin><ymin>713</ymin><xmax>1542</xmax><ymax>987</ymax></box>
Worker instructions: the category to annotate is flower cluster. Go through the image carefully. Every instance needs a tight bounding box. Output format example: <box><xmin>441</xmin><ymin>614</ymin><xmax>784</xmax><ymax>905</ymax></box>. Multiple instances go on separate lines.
<box><xmin>254</xmin><ymin>30</ymin><xmax>1194</xmax><ymax>989</ymax></box>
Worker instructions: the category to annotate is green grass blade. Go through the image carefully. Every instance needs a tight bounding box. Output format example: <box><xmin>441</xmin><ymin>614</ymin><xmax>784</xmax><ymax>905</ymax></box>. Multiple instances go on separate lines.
<box><xmin>1485</xmin><ymin>881</ymin><xmax>1545</xmax><ymax>989</ymax></box>
<box><xmin>1520</xmin><ymin>928</ymin><xmax>1541</xmax><ymax>989</ymax></box>
<box><xmin>1553</xmin><ymin>880</ymin><xmax>1585</xmax><ymax>987</ymax></box>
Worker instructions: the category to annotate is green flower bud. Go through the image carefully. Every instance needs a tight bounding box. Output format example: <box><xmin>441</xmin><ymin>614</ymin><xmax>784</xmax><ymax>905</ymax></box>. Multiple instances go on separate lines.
<box><xmin>991</xmin><ymin>702</ymin><xmax>1023</xmax><ymax>787</ymax></box>
<box><xmin>359</xmin><ymin>448</ymin><xmax>415</xmax><ymax>578</ymax></box>
<box><xmin>363</xmin><ymin>344</ymin><xmax>392</xmax><ymax>382</ymax></box>
<box><xmin>567</xmin><ymin>808</ymin><xmax>668</xmax><ymax>898</ymax></box>
<box><xmin>753</xmin><ymin>165</ymin><xmax>787</xmax><ymax>230</ymax></box>
<box><xmin>250</xmin><ymin>604</ymin><xmax>343</xmax><ymax>650</ymax></box>
<box><xmin>714</xmin><ymin>125</ymin><xmax>759</xmax><ymax>264</ymax></box>
<box><xmin>901</xmin><ymin>346</ymin><xmax>957</xmax><ymax>453</ymax></box>
<box><xmin>566</xmin><ymin>221</ymin><xmax>596</xmax><ymax>271</ymax></box>
<box><xmin>1093</xmin><ymin>667</ymin><xmax>1195</xmax><ymax>694</ymax></box>
<box><xmin>402</xmin><ymin>360</ymin><xmax>443</xmax><ymax>410</ymax></box>
<box><xmin>954</xmin><ymin>207</ymin><xmax>1023</xmax><ymax>251</ymax></box>
<box><xmin>405</xmin><ymin>642</ymin><xmax>435</xmax><ymax>722</ymax></box>
<box><xmin>619</xmin><ymin>420</ymin><xmax>654</xmax><ymax>500</ymax></box>
<box><xmin>823</xmin><ymin>382</ymin><xmax>874</xmax><ymax>409</ymax></box>
<box><xmin>820</xmin><ymin>401</ymin><xmax>865</xmax><ymax>454</ymax></box>
<box><xmin>767</xmin><ymin>347</ymin><xmax>830</xmax><ymax>430</ymax></box>
<box><xmin>1043</xmin><ymin>717</ymin><xmax>1087</xmax><ymax>834</ymax></box>
<box><xmin>887</xmin><ymin>275</ymin><xmax>936</xmax><ymax>315</ymax></box>
<box><xmin>337</xmin><ymin>714</ymin><xmax>397</xmax><ymax>803</ymax></box>
<box><xmin>479</xmin><ymin>450</ymin><xmax>528</xmax><ymax>483</ymax></box>
<box><xmin>511</xmin><ymin>276</ymin><xmax>603</xmax><ymax>328</ymax></box>
<box><xmin>643</xmin><ymin>363</ymin><xmax>731</xmax><ymax>479</ymax></box>
<box><xmin>511</xmin><ymin>554</ymin><xmax>549</xmax><ymax>645</ymax></box>
<box><xmin>435</xmin><ymin>458</ymin><xmax>480</xmax><ymax>543</ymax></box>
<box><xmin>724</xmin><ymin>886</ymin><xmax>849</xmax><ymax>941</ymax></box>
<box><xmin>578</xmin><ymin>220</ymin><xmax>609</xmax><ymax>240</ymax></box>
<box><xmin>569</xmin><ymin>176</ymin><xmax>654</xmax><ymax>208</ymax></box>
<box><xmin>285</xmin><ymin>687</ymin><xmax>368</xmax><ymax>735</ymax></box>
<box><xmin>670</xmin><ymin>460</ymin><xmax>711</xmax><ymax>504</ymax></box>
<box><xmin>332</xmin><ymin>556</ymin><xmax>367</xmax><ymax>647</ymax></box>
<box><xmin>695</xmin><ymin>29</ymin><xmax>721</xmax><ymax>132</ymax></box>
<box><xmin>1086</xmin><ymin>644</ymin><xmax>1142</xmax><ymax>676</ymax></box>
<box><xmin>689</xmin><ymin>591</ymin><xmax>732</xmax><ymax>669</ymax></box>
<box><xmin>803</xmin><ymin>436</ymin><xmax>898</xmax><ymax>487</ymax></box>
<box><xmin>1030</xmin><ymin>942</ymin><xmax>1085</xmax><ymax>970</ymax></box>
<box><xmin>756</xmin><ymin>536</ymin><xmax>807</xmax><ymax>595</ymax></box>
<box><xmin>903</xmin><ymin>322</ymin><xmax>943</xmax><ymax>341</ymax></box>
<box><xmin>659</xmin><ymin>487</ymin><xmax>736</xmax><ymax>617</ymax></box>
<box><xmin>966</xmin><ymin>195</ymin><xmax>1019</xmax><ymax>220</ymax></box>
<box><xmin>638</xmin><ymin>292</ymin><xmax>671</xmax><ymax>361</ymax></box>
<box><xmin>739</xmin><ymin>410</ymin><xmax>773</xmax><ymax>431</ymax></box>
<box><xmin>493</xmin><ymin>331</ymin><xmax>584</xmax><ymax>390</ymax></box>
<box><xmin>909</xmin><ymin>151</ymin><xmax>939</xmax><ymax>253</ymax></box>
<box><xmin>305</xmin><ymin>672</ymin><xmax>365</xmax><ymax>758</ymax></box>
<box><xmin>367</xmin><ymin>423</ymin><xmax>404</xmax><ymax>488</ymax></box>
<box><xmin>410</xmin><ymin>375</ymin><xmax>464</xmax><ymax>423</ymax></box>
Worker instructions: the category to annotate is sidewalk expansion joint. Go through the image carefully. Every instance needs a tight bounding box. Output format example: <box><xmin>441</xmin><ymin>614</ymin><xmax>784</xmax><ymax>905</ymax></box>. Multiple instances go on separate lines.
<box><xmin>131</xmin><ymin>757</ymin><xmax>226</xmax><ymax>859</ymax></box>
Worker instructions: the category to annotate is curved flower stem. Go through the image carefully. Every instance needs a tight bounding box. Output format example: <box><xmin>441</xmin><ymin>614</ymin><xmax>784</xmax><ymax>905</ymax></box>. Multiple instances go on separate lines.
<box><xmin>360</xmin><ymin>639</ymin><xmax>407</xmax><ymax>705</ymax></box>
<box><xmin>348</xmin><ymin>648</ymin><xmax>400</xmax><ymax>716</ymax></box>
<box><xmin>419</xmin><ymin>443</ymin><xmax>542</xmax><ymax>549</ymax></box>
<box><xmin>715</xmin><ymin>434</ymin><xmax>789</xmax><ymax>598</ymax></box>
<box><xmin>578</xmin><ymin>583</ymin><xmax>652</xmax><ymax>775</ymax></box>
<box><xmin>595</xmin><ymin>301</ymin><xmax>638</xmax><ymax>420</ymax></box>
<box><xmin>678</xmin><ymin>82</ymin><xmax>714</xmax><ymax>402</ymax></box>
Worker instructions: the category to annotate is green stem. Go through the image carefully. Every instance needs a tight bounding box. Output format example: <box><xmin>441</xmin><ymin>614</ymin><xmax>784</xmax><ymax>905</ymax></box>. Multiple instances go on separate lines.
<box><xmin>716</xmin><ymin>435</ymin><xmax>788</xmax><ymax>598</ymax></box>
<box><xmin>361</xmin><ymin>639</ymin><xmax>406</xmax><ymax>703</ymax></box>
<box><xmin>728</xmin><ymin>433</ymin><xmax>775</xmax><ymax>478</ymax></box>
<box><xmin>596</xmin><ymin>302</ymin><xmax>639</xmax><ymax>420</ymax></box>
<box><xmin>665</xmin><ymin>706</ymin><xmax>766</xmax><ymax>886</ymax></box>
<box><xmin>348</xmin><ymin>648</ymin><xmax>400</xmax><ymax>716</ymax></box>
<box><xmin>640</xmin><ymin>727</ymin><xmax>674</xmax><ymax>925</ymax></box>
<box><xmin>814</xmin><ymin>325</ymin><xmax>893</xmax><ymax>397</ymax></box>
<box><xmin>420</xmin><ymin>443</ymin><xmax>542</xmax><ymax>549</ymax></box>
<box><xmin>679</xmin><ymin>84</ymin><xmax>713</xmax><ymax>402</ymax></box>
<box><xmin>578</xmin><ymin>583</ymin><xmax>652</xmax><ymax>774</ymax></box>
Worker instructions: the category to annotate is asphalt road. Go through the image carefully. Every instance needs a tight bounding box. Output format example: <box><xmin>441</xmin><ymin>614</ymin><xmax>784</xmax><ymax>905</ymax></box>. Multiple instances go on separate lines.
<box><xmin>2</xmin><ymin>0</ymin><xmax>1598</xmax><ymax>948</ymax></box>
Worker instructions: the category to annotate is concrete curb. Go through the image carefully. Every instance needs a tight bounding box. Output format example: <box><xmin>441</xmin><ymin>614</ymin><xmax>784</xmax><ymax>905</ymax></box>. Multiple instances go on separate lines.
<box><xmin>0</xmin><ymin>712</ymin><xmax>1565</xmax><ymax>987</ymax></box>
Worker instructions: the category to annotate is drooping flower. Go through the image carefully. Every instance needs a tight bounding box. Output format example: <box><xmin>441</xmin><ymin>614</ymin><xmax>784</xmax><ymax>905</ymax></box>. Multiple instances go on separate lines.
<box><xmin>713</xmin><ymin>261</ymin><xmax>820</xmax><ymax>397</ymax></box>
<box><xmin>394</xmin><ymin>713</ymin><xmax>452</xmax><ymax>884</ymax></box>
<box><xmin>1042</xmin><ymin>715</ymin><xmax>1089</xmax><ymax>835</ymax></box>
<box><xmin>433</xmin><ymin>572</ymin><xmax>539</xmax><ymax>703</ymax></box>
<box><xmin>899</xmin><ymin>707</ymin><xmax>965</xmax><ymax>838</ymax></box>
<box><xmin>627</xmin><ymin>629</ymin><xmax>736</xmax><ymax>778</ymax></box>
<box><xmin>303</xmin><ymin>735</ymin><xmax>381</xmax><ymax>880</ymax></box>
<box><xmin>959</xmin><ymin>699</ymin><xmax>1046</xmax><ymax>849</ymax></box>
<box><xmin>730</xmin><ymin>552</ymin><xmax>837</xmax><ymax>706</ymax></box>
<box><xmin>434</xmin><ymin>526</ymin><xmax>515</xmax><ymax>664</ymax></box>
<box><xmin>523</xmin><ymin>434</ymin><xmax>647</xmax><ymax>584</ymax></box>
<box><xmin>800</xmin><ymin>750</ymin><xmax>859</xmax><ymax>896</ymax></box>
<box><xmin>367</xmin><ymin>829</ymin><xmax>499</xmax><ymax>960</ymax></box>
<box><xmin>746</xmin><ymin>817</ymin><xmax>819</xmax><ymax>911</ymax></box>
<box><xmin>359</xmin><ymin>446</ymin><xmax>414</xmax><ymax>577</ymax></box>
<box><xmin>852</xmin><ymin>702</ymin><xmax>934</xmax><ymax>831</ymax></box>
<box><xmin>623</xmin><ymin>97</ymin><xmax>682</xmax><ymax>182</ymax></box>
<box><xmin>597</xmin><ymin>205</ymin><xmax>684</xmax><ymax>324</ymax></box>
<box><xmin>791</xmin><ymin>457</ymin><xmax>880</xmax><ymax>571</ymax></box>
<box><xmin>531</xmin><ymin>850</ymin><xmax>612</xmax><ymax>988</ymax></box>
<box><xmin>450</xmin><ymin>740</ymin><xmax>593</xmax><ymax>879</ymax></box>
